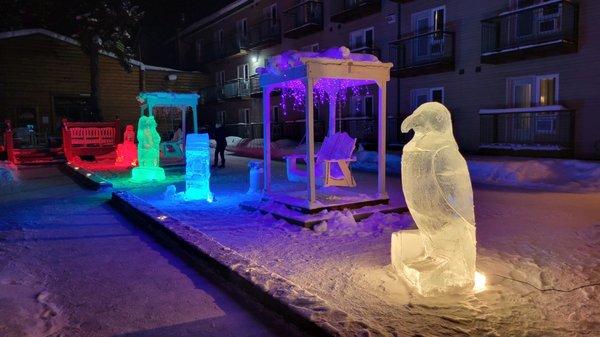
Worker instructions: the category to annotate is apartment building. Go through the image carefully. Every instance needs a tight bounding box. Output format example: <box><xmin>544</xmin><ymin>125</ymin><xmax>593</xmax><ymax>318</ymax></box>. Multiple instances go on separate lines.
<box><xmin>174</xmin><ymin>0</ymin><xmax>599</xmax><ymax>159</ymax></box>
<box><xmin>174</xmin><ymin>0</ymin><xmax>402</xmax><ymax>147</ymax></box>
<box><xmin>395</xmin><ymin>0</ymin><xmax>599</xmax><ymax>158</ymax></box>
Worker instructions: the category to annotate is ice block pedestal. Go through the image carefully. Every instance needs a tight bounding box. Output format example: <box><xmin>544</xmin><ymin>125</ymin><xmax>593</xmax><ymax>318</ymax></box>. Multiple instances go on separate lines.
<box><xmin>184</xmin><ymin>133</ymin><xmax>213</xmax><ymax>202</ymax></box>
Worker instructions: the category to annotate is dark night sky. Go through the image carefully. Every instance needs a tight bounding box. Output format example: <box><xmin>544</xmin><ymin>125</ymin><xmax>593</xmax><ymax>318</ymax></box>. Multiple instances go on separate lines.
<box><xmin>0</xmin><ymin>0</ymin><xmax>236</xmax><ymax>66</ymax></box>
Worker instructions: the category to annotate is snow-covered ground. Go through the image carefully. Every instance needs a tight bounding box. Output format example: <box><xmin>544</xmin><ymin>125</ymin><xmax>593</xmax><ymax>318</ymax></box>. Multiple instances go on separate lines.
<box><xmin>104</xmin><ymin>154</ymin><xmax>600</xmax><ymax>336</ymax></box>
<box><xmin>0</xmin><ymin>166</ymin><xmax>303</xmax><ymax>337</ymax></box>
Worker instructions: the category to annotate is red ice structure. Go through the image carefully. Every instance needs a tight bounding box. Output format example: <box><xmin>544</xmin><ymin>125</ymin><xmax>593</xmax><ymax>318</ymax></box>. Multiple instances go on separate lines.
<box><xmin>115</xmin><ymin>125</ymin><xmax>138</xmax><ymax>168</ymax></box>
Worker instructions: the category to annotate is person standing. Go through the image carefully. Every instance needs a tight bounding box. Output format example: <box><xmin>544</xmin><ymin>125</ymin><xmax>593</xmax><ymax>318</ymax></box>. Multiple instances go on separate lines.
<box><xmin>213</xmin><ymin>123</ymin><xmax>227</xmax><ymax>168</ymax></box>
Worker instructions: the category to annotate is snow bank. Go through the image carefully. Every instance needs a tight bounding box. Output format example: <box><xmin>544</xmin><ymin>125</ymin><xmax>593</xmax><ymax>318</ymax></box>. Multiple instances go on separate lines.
<box><xmin>0</xmin><ymin>161</ymin><xmax>18</xmax><ymax>186</ymax></box>
<box><xmin>353</xmin><ymin>150</ymin><xmax>600</xmax><ymax>192</ymax></box>
<box><xmin>468</xmin><ymin>157</ymin><xmax>600</xmax><ymax>191</ymax></box>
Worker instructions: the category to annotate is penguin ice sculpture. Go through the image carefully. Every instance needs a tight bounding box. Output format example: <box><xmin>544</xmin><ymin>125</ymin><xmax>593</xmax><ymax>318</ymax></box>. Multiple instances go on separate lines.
<box><xmin>391</xmin><ymin>102</ymin><xmax>476</xmax><ymax>296</ymax></box>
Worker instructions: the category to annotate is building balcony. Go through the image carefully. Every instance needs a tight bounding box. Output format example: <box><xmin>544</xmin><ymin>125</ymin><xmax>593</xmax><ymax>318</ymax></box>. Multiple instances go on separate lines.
<box><xmin>247</xmin><ymin>19</ymin><xmax>281</xmax><ymax>50</ymax></box>
<box><xmin>200</xmin><ymin>86</ymin><xmax>220</xmax><ymax>105</ymax></box>
<box><xmin>330</xmin><ymin>0</ymin><xmax>381</xmax><ymax>23</ymax></box>
<box><xmin>249</xmin><ymin>75</ymin><xmax>263</xmax><ymax>97</ymax></box>
<box><xmin>481</xmin><ymin>0</ymin><xmax>578</xmax><ymax>64</ymax></box>
<box><xmin>479</xmin><ymin>105</ymin><xmax>574</xmax><ymax>156</ymax></box>
<box><xmin>389</xmin><ymin>30</ymin><xmax>455</xmax><ymax>77</ymax></box>
<box><xmin>221</xmin><ymin>78</ymin><xmax>251</xmax><ymax>100</ymax></box>
<box><xmin>198</xmin><ymin>33</ymin><xmax>248</xmax><ymax>64</ymax></box>
<box><xmin>283</xmin><ymin>1</ymin><xmax>324</xmax><ymax>39</ymax></box>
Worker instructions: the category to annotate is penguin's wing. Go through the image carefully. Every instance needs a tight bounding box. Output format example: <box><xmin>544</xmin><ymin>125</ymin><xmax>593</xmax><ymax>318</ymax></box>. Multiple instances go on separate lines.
<box><xmin>432</xmin><ymin>145</ymin><xmax>475</xmax><ymax>225</ymax></box>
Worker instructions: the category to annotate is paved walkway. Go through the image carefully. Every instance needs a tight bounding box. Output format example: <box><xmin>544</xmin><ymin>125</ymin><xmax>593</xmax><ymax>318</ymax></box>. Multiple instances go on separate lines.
<box><xmin>0</xmin><ymin>166</ymin><xmax>302</xmax><ymax>337</ymax></box>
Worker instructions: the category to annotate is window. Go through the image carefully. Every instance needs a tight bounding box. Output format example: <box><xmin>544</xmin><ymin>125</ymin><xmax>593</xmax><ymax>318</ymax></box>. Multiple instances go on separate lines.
<box><xmin>349</xmin><ymin>27</ymin><xmax>374</xmax><ymax>50</ymax></box>
<box><xmin>215</xmin><ymin>70</ymin><xmax>225</xmax><ymax>86</ymax></box>
<box><xmin>272</xmin><ymin>106</ymin><xmax>280</xmax><ymax>123</ymax></box>
<box><xmin>349</xmin><ymin>96</ymin><xmax>374</xmax><ymax>117</ymax></box>
<box><xmin>264</xmin><ymin>4</ymin><xmax>278</xmax><ymax>26</ymax></box>
<box><xmin>412</xmin><ymin>7</ymin><xmax>446</xmax><ymax>58</ymax></box>
<box><xmin>243</xmin><ymin>108</ymin><xmax>251</xmax><ymax>124</ymax></box>
<box><xmin>301</xmin><ymin>43</ymin><xmax>320</xmax><ymax>52</ymax></box>
<box><xmin>237</xmin><ymin>18</ymin><xmax>248</xmax><ymax>37</ymax></box>
<box><xmin>237</xmin><ymin>63</ymin><xmax>249</xmax><ymax>80</ymax></box>
<box><xmin>216</xmin><ymin>29</ymin><xmax>224</xmax><ymax>47</ymax></box>
<box><xmin>507</xmin><ymin>74</ymin><xmax>558</xmax><ymax>107</ymax></box>
<box><xmin>217</xmin><ymin>111</ymin><xmax>225</xmax><ymax>125</ymax></box>
<box><xmin>195</xmin><ymin>39</ymin><xmax>202</xmax><ymax>61</ymax></box>
<box><xmin>364</xmin><ymin>96</ymin><xmax>374</xmax><ymax>117</ymax></box>
<box><xmin>410</xmin><ymin>87</ymin><xmax>444</xmax><ymax>111</ymax></box>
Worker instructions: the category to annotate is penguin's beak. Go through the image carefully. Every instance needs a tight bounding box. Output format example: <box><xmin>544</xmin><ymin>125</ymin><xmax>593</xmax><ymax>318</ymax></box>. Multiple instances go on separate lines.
<box><xmin>401</xmin><ymin>114</ymin><xmax>417</xmax><ymax>133</ymax></box>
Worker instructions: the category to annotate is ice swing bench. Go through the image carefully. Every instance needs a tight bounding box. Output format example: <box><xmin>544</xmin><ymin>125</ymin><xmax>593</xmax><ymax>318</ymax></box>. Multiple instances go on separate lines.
<box><xmin>285</xmin><ymin>132</ymin><xmax>357</xmax><ymax>187</ymax></box>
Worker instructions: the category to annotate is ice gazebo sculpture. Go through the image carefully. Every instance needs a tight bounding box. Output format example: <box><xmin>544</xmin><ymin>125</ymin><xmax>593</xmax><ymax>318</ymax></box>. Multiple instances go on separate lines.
<box><xmin>391</xmin><ymin>102</ymin><xmax>480</xmax><ymax>296</ymax></box>
<box><xmin>257</xmin><ymin>47</ymin><xmax>393</xmax><ymax>210</ymax></box>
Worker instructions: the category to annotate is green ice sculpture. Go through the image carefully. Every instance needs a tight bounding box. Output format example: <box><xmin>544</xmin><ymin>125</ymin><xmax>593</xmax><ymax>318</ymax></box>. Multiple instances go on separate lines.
<box><xmin>131</xmin><ymin>115</ymin><xmax>165</xmax><ymax>182</ymax></box>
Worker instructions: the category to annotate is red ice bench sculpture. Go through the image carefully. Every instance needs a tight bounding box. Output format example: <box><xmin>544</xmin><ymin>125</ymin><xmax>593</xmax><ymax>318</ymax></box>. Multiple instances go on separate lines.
<box><xmin>62</xmin><ymin>119</ymin><xmax>120</xmax><ymax>162</ymax></box>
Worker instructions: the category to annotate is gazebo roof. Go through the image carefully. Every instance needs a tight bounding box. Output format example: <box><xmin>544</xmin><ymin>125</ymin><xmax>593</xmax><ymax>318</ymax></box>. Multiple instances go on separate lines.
<box><xmin>137</xmin><ymin>92</ymin><xmax>200</xmax><ymax>107</ymax></box>
<box><xmin>258</xmin><ymin>47</ymin><xmax>392</xmax><ymax>88</ymax></box>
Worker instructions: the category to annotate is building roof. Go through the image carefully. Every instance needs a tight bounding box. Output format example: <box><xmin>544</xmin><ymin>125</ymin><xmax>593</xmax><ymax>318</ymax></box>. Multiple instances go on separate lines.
<box><xmin>166</xmin><ymin>0</ymin><xmax>253</xmax><ymax>43</ymax></box>
<box><xmin>0</xmin><ymin>28</ymin><xmax>190</xmax><ymax>73</ymax></box>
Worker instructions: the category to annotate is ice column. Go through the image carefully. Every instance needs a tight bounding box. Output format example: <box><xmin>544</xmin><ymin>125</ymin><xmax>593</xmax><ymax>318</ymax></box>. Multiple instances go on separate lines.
<box><xmin>184</xmin><ymin>133</ymin><xmax>213</xmax><ymax>202</ymax></box>
<box><xmin>392</xmin><ymin>102</ymin><xmax>477</xmax><ymax>296</ymax></box>
<box><xmin>131</xmin><ymin>116</ymin><xmax>165</xmax><ymax>182</ymax></box>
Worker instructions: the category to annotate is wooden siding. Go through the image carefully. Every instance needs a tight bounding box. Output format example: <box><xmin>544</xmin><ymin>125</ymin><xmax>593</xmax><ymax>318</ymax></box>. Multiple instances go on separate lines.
<box><xmin>0</xmin><ymin>33</ymin><xmax>210</xmax><ymax>135</ymax></box>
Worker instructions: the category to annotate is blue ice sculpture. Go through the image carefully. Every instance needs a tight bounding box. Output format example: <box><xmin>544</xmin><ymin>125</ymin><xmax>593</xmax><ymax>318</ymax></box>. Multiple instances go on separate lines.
<box><xmin>185</xmin><ymin>133</ymin><xmax>213</xmax><ymax>202</ymax></box>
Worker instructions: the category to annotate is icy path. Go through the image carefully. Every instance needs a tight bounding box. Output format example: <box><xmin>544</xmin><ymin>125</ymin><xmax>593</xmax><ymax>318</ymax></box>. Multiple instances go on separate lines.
<box><xmin>0</xmin><ymin>166</ymin><xmax>301</xmax><ymax>337</ymax></box>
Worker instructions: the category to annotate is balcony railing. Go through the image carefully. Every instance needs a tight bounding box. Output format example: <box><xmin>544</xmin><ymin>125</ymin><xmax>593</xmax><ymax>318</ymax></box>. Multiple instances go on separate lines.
<box><xmin>331</xmin><ymin>0</ymin><xmax>381</xmax><ymax>23</ymax></box>
<box><xmin>349</xmin><ymin>43</ymin><xmax>381</xmax><ymax>59</ymax></box>
<box><xmin>389</xmin><ymin>30</ymin><xmax>455</xmax><ymax>77</ymax></box>
<box><xmin>198</xmin><ymin>32</ymin><xmax>248</xmax><ymax>64</ymax></box>
<box><xmin>221</xmin><ymin>78</ymin><xmax>251</xmax><ymax>100</ymax></box>
<box><xmin>283</xmin><ymin>1</ymin><xmax>324</xmax><ymax>39</ymax></box>
<box><xmin>249</xmin><ymin>75</ymin><xmax>262</xmax><ymax>97</ymax></box>
<box><xmin>481</xmin><ymin>0</ymin><xmax>578</xmax><ymax>64</ymax></box>
<box><xmin>479</xmin><ymin>107</ymin><xmax>574</xmax><ymax>155</ymax></box>
<box><xmin>247</xmin><ymin>19</ymin><xmax>281</xmax><ymax>50</ymax></box>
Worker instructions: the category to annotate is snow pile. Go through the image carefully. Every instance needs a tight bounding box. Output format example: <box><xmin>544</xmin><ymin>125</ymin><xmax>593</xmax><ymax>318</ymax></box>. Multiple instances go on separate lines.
<box><xmin>0</xmin><ymin>161</ymin><xmax>18</xmax><ymax>185</ymax></box>
<box><xmin>468</xmin><ymin>157</ymin><xmax>600</xmax><ymax>191</ymax></box>
<box><xmin>353</xmin><ymin>150</ymin><xmax>600</xmax><ymax>192</ymax></box>
<box><xmin>353</xmin><ymin>149</ymin><xmax>402</xmax><ymax>174</ymax></box>
<box><xmin>256</xmin><ymin>47</ymin><xmax>380</xmax><ymax>76</ymax></box>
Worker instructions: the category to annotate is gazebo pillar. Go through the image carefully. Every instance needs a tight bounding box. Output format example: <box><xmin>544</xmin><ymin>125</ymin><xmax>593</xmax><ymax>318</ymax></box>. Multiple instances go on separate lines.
<box><xmin>377</xmin><ymin>81</ymin><xmax>388</xmax><ymax>198</ymax></box>
<box><xmin>262</xmin><ymin>86</ymin><xmax>273</xmax><ymax>194</ymax></box>
<box><xmin>191</xmin><ymin>106</ymin><xmax>198</xmax><ymax>133</ymax></box>
<box><xmin>305</xmin><ymin>78</ymin><xmax>316</xmax><ymax>205</ymax></box>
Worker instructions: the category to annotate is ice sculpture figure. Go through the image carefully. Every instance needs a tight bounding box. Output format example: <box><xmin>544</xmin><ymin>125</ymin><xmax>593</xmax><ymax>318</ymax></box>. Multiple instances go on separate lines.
<box><xmin>392</xmin><ymin>102</ymin><xmax>476</xmax><ymax>296</ymax></box>
<box><xmin>131</xmin><ymin>116</ymin><xmax>165</xmax><ymax>182</ymax></box>
<box><xmin>184</xmin><ymin>133</ymin><xmax>213</xmax><ymax>202</ymax></box>
<box><xmin>115</xmin><ymin>124</ymin><xmax>138</xmax><ymax>168</ymax></box>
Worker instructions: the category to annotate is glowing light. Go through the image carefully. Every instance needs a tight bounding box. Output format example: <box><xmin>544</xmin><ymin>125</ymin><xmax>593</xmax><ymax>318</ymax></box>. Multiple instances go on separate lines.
<box><xmin>74</xmin><ymin>166</ymin><xmax>80</xmax><ymax>170</ymax></box>
<box><xmin>86</xmin><ymin>173</ymin><xmax>92</xmax><ymax>177</ymax></box>
<box><xmin>184</xmin><ymin>133</ymin><xmax>213</xmax><ymax>202</ymax></box>
<box><xmin>278</xmin><ymin>78</ymin><xmax>374</xmax><ymax>116</ymax></box>
<box><xmin>251</xmin><ymin>55</ymin><xmax>258</xmax><ymax>63</ymax></box>
<box><xmin>474</xmin><ymin>271</ymin><xmax>486</xmax><ymax>293</ymax></box>
<box><xmin>157</xmin><ymin>215</ymin><xmax>168</xmax><ymax>221</ymax></box>
<box><xmin>131</xmin><ymin>116</ymin><xmax>165</xmax><ymax>182</ymax></box>
<box><xmin>115</xmin><ymin>124</ymin><xmax>138</xmax><ymax>168</ymax></box>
